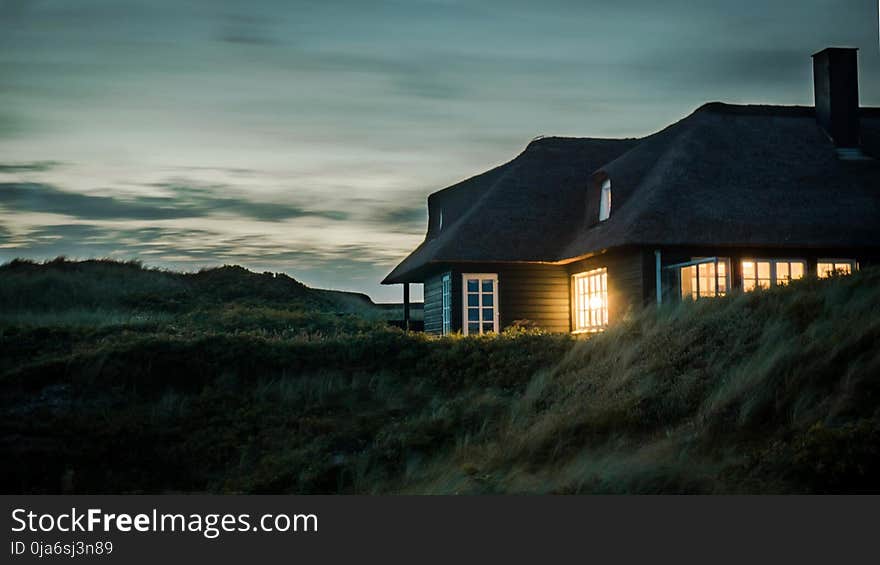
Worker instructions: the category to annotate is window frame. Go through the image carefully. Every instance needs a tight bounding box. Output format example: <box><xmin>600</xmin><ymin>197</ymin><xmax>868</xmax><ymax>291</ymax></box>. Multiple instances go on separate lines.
<box><xmin>598</xmin><ymin>178</ymin><xmax>611</xmax><ymax>222</ymax></box>
<box><xmin>664</xmin><ymin>257</ymin><xmax>731</xmax><ymax>300</ymax></box>
<box><xmin>441</xmin><ymin>273</ymin><xmax>451</xmax><ymax>335</ymax></box>
<box><xmin>461</xmin><ymin>273</ymin><xmax>499</xmax><ymax>336</ymax></box>
<box><xmin>817</xmin><ymin>259</ymin><xmax>858</xmax><ymax>278</ymax></box>
<box><xmin>741</xmin><ymin>258</ymin><xmax>807</xmax><ymax>290</ymax></box>
<box><xmin>571</xmin><ymin>267</ymin><xmax>609</xmax><ymax>333</ymax></box>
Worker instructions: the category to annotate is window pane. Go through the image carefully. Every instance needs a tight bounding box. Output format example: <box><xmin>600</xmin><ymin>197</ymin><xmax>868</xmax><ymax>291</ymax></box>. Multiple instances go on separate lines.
<box><xmin>742</xmin><ymin>261</ymin><xmax>755</xmax><ymax>279</ymax></box>
<box><xmin>468</xmin><ymin>323</ymin><xmax>480</xmax><ymax>333</ymax></box>
<box><xmin>482</xmin><ymin>308</ymin><xmax>494</xmax><ymax>321</ymax></box>
<box><xmin>776</xmin><ymin>262</ymin><xmax>790</xmax><ymax>284</ymax></box>
<box><xmin>817</xmin><ymin>261</ymin><xmax>854</xmax><ymax>278</ymax></box>
<box><xmin>572</xmin><ymin>268</ymin><xmax>608</xmax><ymax>332</ymax></box>
<box><xmin>680</xmin><ymin>265</ymin><xmax>696</xmax><ymax>300</ymax></box>
<box><xmin>757</xmin><ymin>261</ymin><xmax>770</xmax><ymax>280</ymax></box>
<box><xmin>482</xmin><ymin>293</ymin><xmax>493</xmax><ymax>307</ymax></box>
<box><xmin>482</xmin><ymin>322</ymin><xmax>494</xmax><ymax>333</ymax></box>
<box><xmin>467</xmin><ymin>294</ymin><xmax>479</xmax><ymax>307</ymax></box>
<box><xmin>743</xmin><ymin>279</ymin><xmax>756</xmax><ymax>292</ymax></box>
<box><xmin>467</xmin><ymin>279</ymin><xmax>479</xmax><ymax>292</ymax></box>
<box><xmin>699</xmin><ymin>262</ymin><xmax>720</xmax><ymax>297</ymax></box>
<box><xmin>482</xmin><ymin>280</ymin><xmax>494</xmax><ymax>293</ymax></box>
<box><xmin>467</xmin><ymin>308</ymin><xmax>479</xmax><ymax>322</ymax></box>
<box><xmin>681</xmin><ymin>259</ymin><xmax>729</xmax><ymax>298</ymax></box>
<box><xmin>790</xmin><ymin>262</ymin><xmax>805</xmax><ymax>280</ymax></box>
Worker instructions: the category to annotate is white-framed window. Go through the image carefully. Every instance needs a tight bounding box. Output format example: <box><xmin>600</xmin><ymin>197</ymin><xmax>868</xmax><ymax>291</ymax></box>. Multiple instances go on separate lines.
<box><xmin>572</xmin><ymin>268</ymin><xmax>608</xmax><ymax>332</ymax></box>
<box><xmin>598</xmin><ymin>178</ymin><xmax>611</xmax><ymax>222</ymax></box>
<box><xmin>462</xmin><ymin>273</ymin><xmax>499</xmax><ymax>335</ymax></box>
<box><xmin>817</xmin><ymin>259</ymin><xmax>857</xmax><ymax>278</ymax></box>
<box><xmin>678</xmin><ymin>258</ymin><xmax>730</xmax><ymax>299</ymax></box>
<box><xmin>441</xmin><ymin>273</ymin><xmax>451</xmax><ymax>335</ymax></box>
<box><xmin>742</xmin><ymin>259</ymin><xmax>806</xmax><ymax>291</ymax></box>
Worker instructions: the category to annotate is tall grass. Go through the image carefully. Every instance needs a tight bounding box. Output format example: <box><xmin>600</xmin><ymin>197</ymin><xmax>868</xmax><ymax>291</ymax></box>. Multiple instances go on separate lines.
<box><xmin>1</xmin><ymin>259</ymin><xmax>878</xmax><ymax>493</ymax></box>
<box><xmin>417</xmin><ymin>270</ymin><xmax>880</xmax><ymax>493</ymax></box>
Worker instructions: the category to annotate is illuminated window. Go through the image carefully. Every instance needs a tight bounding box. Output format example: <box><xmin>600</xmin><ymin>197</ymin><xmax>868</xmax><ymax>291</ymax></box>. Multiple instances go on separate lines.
<box><xmin>742</xmin><ymin>259</ymin><xmax>806</xmax><ymax>291</ymax></box>
<box><xmin>773</xmin><ymin>260</ymin><xmax>805</xmax><ymax>285</ymax></box>
<box><xmin>817</xmin><ymin>259</ymin><xmax>857</xmax><ymax>278</ymax></box>
<box><xmin>679</xmin><ymin>259</ymin><xmax>729</xmax><ymax>299</ymax></box>
<box><xmin>441</xmin><ymin>273</ymin><xmax>451</xmax><ymax>335</ymax></box>
<box><xmin>599</xmin><ymin>179</ymin><xmax>611</xmax><ymax>222</ymax></box>
<box><xmin>462</xmin><ymin>274</ymin><xmax>498</xmax><ymax>335</ymax></box>
<box><xmin>572</xmin><ymin>268</ymin><xmax>608</xmax><ymax>332</ymax></box>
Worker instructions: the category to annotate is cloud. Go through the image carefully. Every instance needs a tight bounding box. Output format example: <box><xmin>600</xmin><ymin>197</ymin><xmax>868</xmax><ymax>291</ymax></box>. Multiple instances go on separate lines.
<box><xmin>370</xmin><ymin>204</ymin><xmax>427</xmax><ymax>233</ymax></box>
<box><xmin>0</xmin><ymin>183</ymin><xmax>189</xmax><ymax>221</ymax></box>
<box><xmin>153</xmin><ymin>182</ymin><xmax>350</xmax><ymax>221</ymax></box>
<box><xmin>0</xmin><ymin>182</ymin><xmax>349</xmax><ymax>222</ymax></box>
<box><xmin>0</xmin><ymin>224</ymin><xmax>220</xmax><ymax>264</ymax></box>
<box><xmin>0</xmin><ymin>220</ymin><xmax>403</xmax><ymax>271</ymax></box>
<box><xmin>0</xmin><ymin>221</ymin><xmax>405</xmax><ymax>297</ymax></box>
<box><xmin>215</xmin><ymin>13</ymin><xmax>278</xmax><ymax>46</ymax></box>
<box><xmin>0</xmin><ymin>161</ymin><xmax>63</xmax><ymax>174</ymax></box>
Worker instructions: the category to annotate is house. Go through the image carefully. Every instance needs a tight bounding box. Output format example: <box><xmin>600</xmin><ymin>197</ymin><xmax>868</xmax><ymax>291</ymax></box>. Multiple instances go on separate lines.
<box><xmin>382</xmin><ymin>48</ymin><xmax>880</xmax><ymax>335</ymax></box>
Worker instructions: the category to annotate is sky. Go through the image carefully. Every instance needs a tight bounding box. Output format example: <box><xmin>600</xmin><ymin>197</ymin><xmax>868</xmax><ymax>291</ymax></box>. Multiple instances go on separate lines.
<box><xmin>1</xmin><ymin>0</ymin><xmax>878</xmax><ymax>302</ymax></box>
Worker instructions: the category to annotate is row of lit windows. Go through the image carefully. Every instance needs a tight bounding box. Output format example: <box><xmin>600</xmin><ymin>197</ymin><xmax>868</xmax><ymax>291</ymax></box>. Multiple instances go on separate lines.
<box><xmin>441</xmin><ymin>259</ymin><xmax>856</xmax><ymax>336</ymax></box>
<box><xmin>680</xmin><ymin>258</ymin><xmax>856</xmax><ymax>299</ymax></box>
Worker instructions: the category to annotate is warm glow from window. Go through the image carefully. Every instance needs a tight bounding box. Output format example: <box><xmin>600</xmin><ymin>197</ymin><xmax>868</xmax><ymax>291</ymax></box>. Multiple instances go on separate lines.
<box><xmin>598</xmin><ymin>179</ymin><xmax>611</xmax><ymax>222</ymax></box>
<box><xmin>817</xmin><ymin>260</ymin><xmax>856</xmax><ymax>278</ymax></box>
<box><xmin>742</xmin><ymin>259</ymin><xmax>806</xmax><ymax>291</ymax></box>
<box><xmin>573</xmin><ymin>268</ymin><xmax>608</xmax><ymax>332</ymax></box>
<box><xmin>680</xmin><ymin>259</ymin><xmax>729</xmax><ymax>299</ymax></box>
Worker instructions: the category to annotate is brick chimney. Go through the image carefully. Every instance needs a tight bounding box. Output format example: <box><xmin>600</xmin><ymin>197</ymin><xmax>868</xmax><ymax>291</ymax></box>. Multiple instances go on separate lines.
<box><xmin>812</xmin><ymin>47</ymin><xmax>860</xmax><ymax>148</ymax></box>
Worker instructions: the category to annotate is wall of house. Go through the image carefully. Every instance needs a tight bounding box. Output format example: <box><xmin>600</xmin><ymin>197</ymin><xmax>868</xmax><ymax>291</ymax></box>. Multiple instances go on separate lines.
<box><xmin>419</xmin><ymin>247</ymin><xmax>879</xmax><ymax>335</ymax></box>
<box><xmin>421</xmin><ymin>263</ymin><xmax>571</xmax><ymax>334</ymax></box>
<box><xmin>423</xmin><ymin>271</ymin><xmax>446</xmax><ymax>335</ymax></box>
<box><xmin>492</xmin><ymin>264</ymin><xmax>571</xmax><ymax>332</ymax></box>
<box><xmin>565</xmin><ymin>248</ymin><xmax>647</xmax><ymax>325</ymax></box>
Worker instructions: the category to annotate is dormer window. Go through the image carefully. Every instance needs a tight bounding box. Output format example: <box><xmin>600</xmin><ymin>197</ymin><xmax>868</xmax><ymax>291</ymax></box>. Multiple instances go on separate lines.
<box><xmin>599</xmin><ymin>178</ymin><xmax>611</xmax><ymax>222</ymax></box>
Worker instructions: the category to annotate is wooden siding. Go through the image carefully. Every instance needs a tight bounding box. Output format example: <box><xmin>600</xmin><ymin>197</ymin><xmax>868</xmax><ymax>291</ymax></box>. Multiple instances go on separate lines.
<box><xmin>492</xmin><ymin>264</ymin><xmax>570</xmax><ymax>333</ymax></box>
<box><xmin>423</xmin><ymin>271</ymin><xmax>446</xmax><ymax>335</ymax></box>
<box><xmin>566</xmin><ymin>248</ymin><xmax>646</xmax><ymax>325</ymax></box>
<box><xmin>421</xmin><ymin>263</ymin><xmax>570</xmax><ymax>333</ymax></box>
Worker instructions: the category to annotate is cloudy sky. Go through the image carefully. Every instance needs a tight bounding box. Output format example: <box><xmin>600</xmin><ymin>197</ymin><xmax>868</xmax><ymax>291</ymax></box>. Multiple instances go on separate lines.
<box><xmin>1</xmin><ymin>0</ymin><xmax>878</xmax><ymax>301</ymax></box>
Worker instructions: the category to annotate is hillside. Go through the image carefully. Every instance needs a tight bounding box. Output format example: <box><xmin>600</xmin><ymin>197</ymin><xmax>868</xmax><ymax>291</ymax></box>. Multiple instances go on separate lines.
<box><xmin>1</xmin><ymin>259</ymin><xmax>878</xmax><ymax>493</ymax></box>
<box><xmin>0</xmin><ymin>257</ymin><xmax>412</xmax><ymax>328</ymax></box>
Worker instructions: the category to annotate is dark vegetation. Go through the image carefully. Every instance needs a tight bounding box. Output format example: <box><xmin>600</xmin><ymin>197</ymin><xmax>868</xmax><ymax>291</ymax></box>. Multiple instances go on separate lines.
<box><xmin>1</xmin><ymin>258</ymin><xmax>878</xmax><ymax>493</ymax></box>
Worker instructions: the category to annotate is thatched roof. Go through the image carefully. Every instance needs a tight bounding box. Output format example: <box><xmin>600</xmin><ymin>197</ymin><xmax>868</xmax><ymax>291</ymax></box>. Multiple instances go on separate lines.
<box><xmin>383</xmin><ymin>103</ymin><xmax>880</xmax><ymax>284</ymax></box>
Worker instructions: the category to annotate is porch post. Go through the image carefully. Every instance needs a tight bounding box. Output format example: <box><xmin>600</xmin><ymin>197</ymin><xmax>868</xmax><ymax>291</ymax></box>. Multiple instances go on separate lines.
<box><xmin>403</xmin><ymin>283</ymin><xmax>411</xmax><ymax>332</ymax></box>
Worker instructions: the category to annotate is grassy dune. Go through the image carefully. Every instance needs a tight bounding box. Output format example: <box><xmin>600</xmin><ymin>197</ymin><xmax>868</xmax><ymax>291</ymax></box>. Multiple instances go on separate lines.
<box><xmin>1</xmin><ymin>259</ymin><xmax>878</xmax><ymax>493</ymax></box>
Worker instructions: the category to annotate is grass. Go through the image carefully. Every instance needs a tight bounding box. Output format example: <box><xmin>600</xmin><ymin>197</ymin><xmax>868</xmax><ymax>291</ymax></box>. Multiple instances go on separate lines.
<box><xmin>1</xmin><ymin>258</ymin><xmax>878</xmax><ymax>493</ymax></box>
